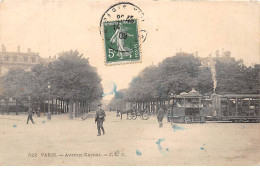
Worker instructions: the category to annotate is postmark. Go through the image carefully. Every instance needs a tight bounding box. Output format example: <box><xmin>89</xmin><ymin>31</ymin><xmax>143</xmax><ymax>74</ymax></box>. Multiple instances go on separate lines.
<box><xmin>100</xmin><ymin>2</ymin><xmax>147</xmax><ymax>65</ymax></box>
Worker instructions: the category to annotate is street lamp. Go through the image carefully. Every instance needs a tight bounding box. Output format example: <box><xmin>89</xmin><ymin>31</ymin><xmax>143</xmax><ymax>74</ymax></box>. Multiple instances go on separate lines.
<box><xmin>36</xmin><ymin>97</ymin><xmax>40</xmax><ymax>117</ymax></box>
<box><xmin>47</xmin><ymin>82</ymin><xmax>51</xmax><ymax>120</ymax></box>
<box><xmin>170</xmin><ymin>92</ymin><xmax>174</xmax><ymax>107</ymax></box>
<box><xmin>28</xmin><ymin>95</ymin><xmax>31</xmax><ymax>111</ymax></box>
<box><xmin>168</xmin><ymin>92</ymin><xmax>175</xmax><ymax>122</ymax></box>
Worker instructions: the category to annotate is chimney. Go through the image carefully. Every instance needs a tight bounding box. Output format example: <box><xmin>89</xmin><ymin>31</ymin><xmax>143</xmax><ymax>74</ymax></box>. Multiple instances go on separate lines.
<box><xmin>195</xmin><ymin>51</ymin><xmax>198</xmax><ymax>57</ymax></box>
<box><xmin>216</xmin><ymin>50</ymin><xmax>219</xmax><ymax>57</ymax></box>
<box><xmin>17</xmin><ymin>45</ymin><xmax>20</xmax><ymax>53</ymax></box>
<box><xmin>28</xmin><ymin>48</ymin><xmax>31</xmax><ymax>53</ymax></box>
<box><xmin>2</xmin><ymin>44</ymin><xmax>6</xmax><ymax>53</ymax></box>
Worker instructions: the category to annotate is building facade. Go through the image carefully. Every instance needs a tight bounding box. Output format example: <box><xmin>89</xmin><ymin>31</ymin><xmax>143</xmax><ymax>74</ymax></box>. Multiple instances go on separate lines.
<box><xmin>0</xmin><ymin>44</ymin><xmax>44</xmax><ymax>77</ymax></box>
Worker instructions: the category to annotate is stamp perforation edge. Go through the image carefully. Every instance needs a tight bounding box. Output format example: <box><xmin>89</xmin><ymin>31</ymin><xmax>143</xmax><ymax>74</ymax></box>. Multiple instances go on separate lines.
<box><xmin>101</xmin><ymin>19</ymin><xmax>143</xmax><ymax>66</ymax></box>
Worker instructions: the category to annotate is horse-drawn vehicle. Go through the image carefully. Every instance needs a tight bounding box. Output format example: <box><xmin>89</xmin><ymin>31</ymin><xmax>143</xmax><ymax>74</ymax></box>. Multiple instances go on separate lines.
<box><xmin>118</xmin><ymin>108</ymin><xmax>149</xmax><ymax>120</ymax></box>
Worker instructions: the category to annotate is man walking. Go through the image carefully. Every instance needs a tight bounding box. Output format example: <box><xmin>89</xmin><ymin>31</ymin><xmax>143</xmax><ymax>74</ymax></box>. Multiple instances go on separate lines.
<box><xmin>95</xmin><ymin>104</ymin><xmax>106</xmax><ymax>136</ymax></box>
<box><xmin>27</xmin><ymin>109</ymin><xmax>35</xmax><ymax>124</ymax></box>
<box><xmin>157</xmin><ymin>106</ymin><xmax>165</xmax><ymax>128</ymax></box>
<box><xmin>116</xmin><ymin>108</ymin><xmax>120</xmax><ymax>117</ymax></box>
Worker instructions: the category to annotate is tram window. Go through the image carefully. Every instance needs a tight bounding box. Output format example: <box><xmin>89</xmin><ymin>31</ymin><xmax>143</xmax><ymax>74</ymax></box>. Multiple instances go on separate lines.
<box><xmin>176</xmin><ymin>102</ymin><xmax>181</xmax><ymax>107</ymax></box>
<box><xmin>13</xmin><ymin>56</ymin><xmax>18</xmax><ymax>62</ymax></box>
<box><xmin>32</xmin><ymin>57</ymin><xmax>36</xmax><ymax>62</ymax></box>
<box><xmin>24</xmin><ymin>56</ymin><xmax>28</xmax><ymax>62</ymax></box>
<box><xmin>202</xmin><ymin>101</ymin><xmax>212</xmax><ymax>107</ymax></box>
<box><xmin>4</xmin><ymin>56</ymin><xmax>9</xmax><ymax>61</ymax></box>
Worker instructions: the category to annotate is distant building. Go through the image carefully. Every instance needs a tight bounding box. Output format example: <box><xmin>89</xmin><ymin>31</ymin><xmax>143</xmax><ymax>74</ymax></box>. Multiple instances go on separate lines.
<box><xmin>0</xmin><ymin>44</ymin><xmax>51</xmax><ymax>77</ymax></box>
<box><xmin>200</xmin><ymin>49</ymin><xmax>230</xmax><ymax>68</ymax></box>
<box><xmin>200</xmin><ymin>57</ymin><xmax>212</xmax><ymax>68</ymax></box>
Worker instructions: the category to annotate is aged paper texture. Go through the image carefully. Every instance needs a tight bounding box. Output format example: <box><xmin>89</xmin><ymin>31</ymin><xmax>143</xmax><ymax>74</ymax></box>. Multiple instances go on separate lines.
<box><xmin>0</xmin><ymin>0</ymin><xmax>259</xmax><ymax>166</ymax></box>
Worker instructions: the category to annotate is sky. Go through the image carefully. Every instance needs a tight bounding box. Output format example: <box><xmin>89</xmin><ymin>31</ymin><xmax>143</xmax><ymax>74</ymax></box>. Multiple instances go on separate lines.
<box><xmin>0</xmin><ymin>0</ymin><xmax>259</xmax><ymax>100</ymax></box>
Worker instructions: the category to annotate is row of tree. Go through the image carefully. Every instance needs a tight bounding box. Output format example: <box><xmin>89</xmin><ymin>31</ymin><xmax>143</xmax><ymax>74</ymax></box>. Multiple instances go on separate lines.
<box><xmin>108</xmin><ymin>51</ymin><xmax>260</xmax><ymax>111</ymax></box>
<box><xmin>0</xmin><ymin>50</ymin><xmax>103</xmax><ymax>118</ymax></box>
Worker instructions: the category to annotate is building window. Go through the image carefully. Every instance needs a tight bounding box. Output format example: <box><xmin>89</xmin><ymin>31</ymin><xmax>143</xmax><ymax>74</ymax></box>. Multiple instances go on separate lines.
<box><xmin>24</xmin><ymin>56</ymin><xmax>28</xmax><ymax>62</ymax></box>
<box><xmin>13</xmin><ymin>56</ymin><xmax>18</xmax><ymax>62</ymax></box>
<box><xmin>4</xmin><ymin>56</ymin><xmax>9</xmax><ymax>61</ymax></box>
<box><xmin>31</xmin><ymin>57</ymin><xmax>36</xmax><ymax>62</ymax></box>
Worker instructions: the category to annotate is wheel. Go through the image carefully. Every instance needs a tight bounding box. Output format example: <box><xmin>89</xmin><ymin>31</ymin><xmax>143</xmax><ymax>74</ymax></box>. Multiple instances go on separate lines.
<box><xmin>141</xmin><ymin>113</ymin><xmax>149</xmax><ymax>120</ymax></box>
<box><xmin>184</xmin><ymin>116</ymin><xmax>191</xmax><ymax>123</ymax></box>
<box><xmin>167</xmin><ymin>116</ymin><xmax>171</xmax><ymax>122</ymax></box>
<box><xmin>127</xmin><ymin>112</ymin><xmax>132</xmax><ymax>120</ymax></box>
<box><xmin>249</xmin><ymin>119</ymin><xmax>255</xmax><ymax>123</ymax></box>
<box><xmin>132</xmin><ymin>113</ymin><xmax>137</xmax><ymax>120</ymax></box>
<box><xmin>172</xmin><ymin>117</ymin><xmax>176</xmax><ymax>123</ymax></box>
<box><xmin>136</xmin><ymin>111</ymin><xmax>141</xmax><ymax>116</ymax></box>
<box><xmin>159</xmin><ymin>122</ymin><xmax>163</xmax><ymax>128</ymax></box>
<box><xmin>184</xmin><ymin>117</ymin><xmax>188</xmax><ymax>123</ymax></box>
<box><xmin>200</xmin><ymin>116</ymin><xmax>206</xmax><ymax>123</ymax></box>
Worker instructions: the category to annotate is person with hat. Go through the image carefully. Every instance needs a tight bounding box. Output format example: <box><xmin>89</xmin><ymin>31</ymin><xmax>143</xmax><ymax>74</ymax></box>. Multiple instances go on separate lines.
<box><xmin>157</xmin><ymin>106</ymin><xmax>165</xmax><ymax>128</ymax></box>
<box><xmin>27</xmin><ymin>108</ymin><xmax>35</xmax><ymax>124</ymax></box>
<box><xmin>95</xmin><ymin>104</ymin><xmax>106</xmax><ymax>136</ymax></box>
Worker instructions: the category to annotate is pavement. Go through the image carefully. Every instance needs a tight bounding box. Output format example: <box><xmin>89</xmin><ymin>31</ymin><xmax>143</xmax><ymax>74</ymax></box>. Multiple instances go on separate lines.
<box><xmin>0</xmin><ymin>111</ymin><xmax>260</xmax><ymax>166</ymax></box>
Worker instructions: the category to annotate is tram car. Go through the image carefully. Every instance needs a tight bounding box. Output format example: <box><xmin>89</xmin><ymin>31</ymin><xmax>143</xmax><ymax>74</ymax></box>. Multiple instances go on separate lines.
<box><xmin>167</xmin><ymin>89</ymin><xmax>260</xmax><ymax>123</ymax></box>
<box><xmin>211</xmin><ymin>94</ymin><xmax>260</xmax><ymax>123</ymax></box>
<box><xmin>168</xmin><ymin>88</ymin><xmax>213</xmax><ymax>123</ymax></box>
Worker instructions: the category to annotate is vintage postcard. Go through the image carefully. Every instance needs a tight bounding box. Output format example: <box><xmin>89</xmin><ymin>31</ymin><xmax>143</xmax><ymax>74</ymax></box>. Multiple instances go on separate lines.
<box><xmin>0</xmin><ymin>0</ymin><xmax>259</xmax><ymax>166</ymax></box>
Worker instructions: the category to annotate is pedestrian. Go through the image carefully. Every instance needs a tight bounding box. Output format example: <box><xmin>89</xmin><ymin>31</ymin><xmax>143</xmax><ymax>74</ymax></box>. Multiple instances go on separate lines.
<box><xmin>116</xmin><ymin>108</ymin><xmax>119</xmax><ymax>117</ymax></box>
<box><xmin>36</xmin><ymin>107</ymin><xmax>40</xmax><ymax>117</ymax></box>
<box><xmin>95</xmin><ymin>104</ymin><xmax>106</xmax><ymax>136</ymax></box>
<box><xmin>132</xmin><ymin>106</ymin><xmax>137</xmax><ymax>116</ymax></box>
<box><xmin>132</xmin><ymin>106</ymin><xmax>137</xmax><ymax>113</ymax></box>
<box><xmin>157</xmin><ymin>106</ymin><xmax>165</xmax><ymax>128</ymax></box>
<box><xmin>27</xmin><ymin>109</ymin><xmax>35</xmax><ymax>124</ymax></box>
<box><xmin>81</xmin><ymin>109</ymin><xmax>88</xmax><ymax>120</ymax></box>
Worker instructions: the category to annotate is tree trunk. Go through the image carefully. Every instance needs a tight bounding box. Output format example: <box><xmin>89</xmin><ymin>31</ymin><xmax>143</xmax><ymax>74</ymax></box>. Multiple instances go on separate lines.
<box><xmin>67</xmin><ymin>102</ymin><xmax>69</xmax><ymax>113</ymax></box>
<box><xmin>59</xmin><ymin>100</ymin><xmax>61</xmax><ymax>113</ymax></box>
<box><xmin>6</xmin><ymin>98</ymin><xmax>9</xmax><ymax>115</ymax></box>
<box><xmin>55</xmin><ymin>99</ymin><xmax>58</xmax><ymax>114</ymax></box>
<box><xmin>57</xmin><ymin>100</ymin><xmax>60</xmax><ymax>114</ymax></box>
<box><xmin>64</xmin><ymin>101</ymin><xmax>66</xmax><ymax>113</ymax></box>
<box><xmin>15</xmin><ymin>99</ymin><xmax>18</xmax><ymax>115</ymax></box>
<box><xmin>51</xmin><ymin>99</ymin><xmax>54</xmax><ymax>114</ymax></box>
<box><xmin>69</xmin><ymin>101</ymin><xmax>73</xmax><ymax>119</ymax></box>
<box><xmin>37</xmin><ymin>100</ymin><xmax>41</xmax><ymax>117</ymax></box>
<box><xmin>86</xmin><ymin>102</ymin><xmax>89</xmax><ymax>113</ymax></box>
<box><xmin>43</xmin><ymin>101</ymin><xmax>46</xmax><ymax>116</ymax></box>
<box><xmin>75</xmin><ymin>100</ymin><xmax>79</xmax><ymax>118</ymax></box>
<box><xmin>63</xmin><ymin>101</ymin><xmax>65</xmax><ymax>113</ymax></box>
<box><xmin>61</xmin><ymin>100</ymin><xmax>63</xmax><ymax>113</ymax></box>
<box><xmin>83</xmin><ymin>100</ymin><xmax>85</xmax><ymax>114</ymax></box>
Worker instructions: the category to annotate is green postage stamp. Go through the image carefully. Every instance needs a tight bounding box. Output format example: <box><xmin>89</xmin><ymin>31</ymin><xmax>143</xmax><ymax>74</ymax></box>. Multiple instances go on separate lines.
<box><xmin>103</xmin><ymin>20</ymin><xmax>141</xmax><ymax>65</ymax></box>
